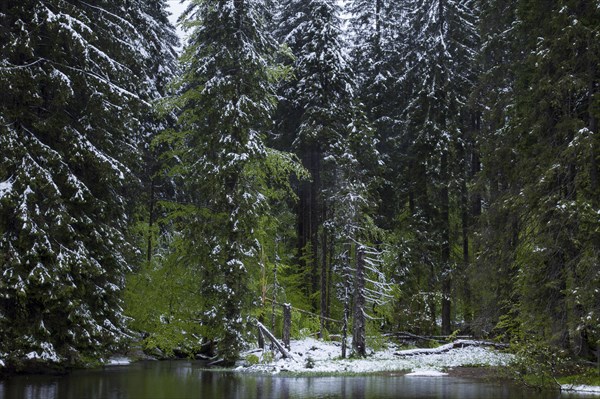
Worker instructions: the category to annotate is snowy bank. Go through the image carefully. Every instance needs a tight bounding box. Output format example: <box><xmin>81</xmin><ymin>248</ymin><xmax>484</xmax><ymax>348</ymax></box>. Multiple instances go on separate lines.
<box><xmin>241</xmin><ymin>337</ymin><xmax>513</xmax><ymax>375</ymax></box>
<box><xmin>561</xmin><ymin>385</ymin><xmax>600</xmax><ymax>396</ymax></box>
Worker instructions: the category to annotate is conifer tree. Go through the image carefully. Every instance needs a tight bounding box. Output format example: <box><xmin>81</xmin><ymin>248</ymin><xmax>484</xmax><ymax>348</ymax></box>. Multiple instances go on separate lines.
<box><xmin>501</xmin><ymin>0</ymin><xmax>600</xmax><ymax>354</ymax></box>
<box><xmin>0</xmin><ymin>0</ymin><xmax>177</xmax><ymax>367</ymax></box>
<box><xmin>166</xmin><ymin>0</ymin><xmax>284</xmax><ymax>363</ymax></box>
<box><xmin>274</xmin><ymin>0</ymin><xmax>380</xmax><ymax>332</ymax></box>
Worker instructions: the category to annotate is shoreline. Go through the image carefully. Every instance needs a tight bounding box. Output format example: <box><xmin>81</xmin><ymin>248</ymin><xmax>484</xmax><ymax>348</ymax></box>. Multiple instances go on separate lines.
<box><xmin>2</xmin><ymin>338</ymin><xmax>599</xmax><ymax>397</ymax></box>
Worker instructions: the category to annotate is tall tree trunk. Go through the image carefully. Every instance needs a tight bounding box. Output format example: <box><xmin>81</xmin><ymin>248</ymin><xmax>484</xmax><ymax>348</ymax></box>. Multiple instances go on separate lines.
<box><xmin>341</xmin><ymin>245</ymin><xmax>351</xmax><ymax>359</ymax></box>
<box><xmin>326</xmin><ymin>233</ymin><xmax>334</xmax><ymax>329</ymax></box>
<box><xmin>352</xmin><ymin>247</ymin><xmax>367</xmax><ymax>357</ymax></box>
<box><xmin>589</xmin><ymin>71</ymin><xmax>598</xmax><ymax>202</ymax></box>
<box><xmin>310</xmin><ymin>149</ymin><xmax>321</xmax><ymax>310</ymax></box>
<box><xmin>320</xmin><ymin>203</ymin><xmax>328</xmax><ymax>337</ymax></box>
<box><xmin>146</xmin><ymin>177</ymin><xmax>155</xmax><ymax>264</ymax></box>
<box><xmin>441</xmin><ymin>152</ymin><xmax>452</xmax><ymax>336</ymax></box>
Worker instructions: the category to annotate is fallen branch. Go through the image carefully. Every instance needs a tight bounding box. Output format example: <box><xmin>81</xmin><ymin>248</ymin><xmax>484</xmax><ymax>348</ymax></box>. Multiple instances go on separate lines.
<box><xmin>394</xmin><ymin>339</ymin><xmax>509</xmax><ymax>357</ymax></box>
<box><xmin>385</xmin><ymin>331</ymin><xmax>475</xmax><ymax>344</ymax></box>
<box><xmin>257</xmin><ymin>321</ymin><xmax>295</xmax><ymax>361</ymax></box>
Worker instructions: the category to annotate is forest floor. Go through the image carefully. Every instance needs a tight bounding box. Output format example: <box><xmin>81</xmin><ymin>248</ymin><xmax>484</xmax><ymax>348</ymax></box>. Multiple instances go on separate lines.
<box><xmin>240</xmin><ymin>337</ymin><xmax>600</xmax><ymax>395</ymax></box>
<box><xmin>240</xmin><ymin>337</ymin><xmax>512</xmax><ymax>374</ymax></box>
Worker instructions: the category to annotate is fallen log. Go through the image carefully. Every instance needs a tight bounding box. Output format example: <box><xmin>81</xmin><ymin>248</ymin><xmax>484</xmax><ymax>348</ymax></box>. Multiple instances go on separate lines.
<box><xmin>394</xmin><ymin>339</ymin><xmax>509</xmax><ymax>357</ymax></box>
<box><xmin>385</xmin><ymin>331</ymin><xmax>475</xmax><ymax>344</ymax></box>
<box><xmin>257</xmin><ymin>321</ymin><xmax>295</xmax><ymax>361</ymax></box>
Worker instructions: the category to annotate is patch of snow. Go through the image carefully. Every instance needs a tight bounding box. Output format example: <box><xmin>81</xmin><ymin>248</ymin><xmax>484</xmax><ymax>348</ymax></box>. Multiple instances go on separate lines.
<box><xmin>106</xmin><ymin>356</ymin><xmax>131</xmax><ymax>366</ymax></box>
<box><xmin>243</xmin><ymin>338</ymin><xmax>513</xmax><ymax>375</ymax></box>
<box><xmin>406</xmin><ymin>370</ymin><xmax>448</xmax><ymax>377</ymax></box>
<box><xmin>561</xmin><ymin>385</ymin><xmax>600</xmax><ymax>395</ymax></box>
<box><xmin>0</xmin><ymin>178</ymin><xmax>14</xmax><ymax>199</ymax></box>
<box><xmin>24</xmin><ymin>342</ymin><xmax>60</xmax><ymax>363</ymax></box>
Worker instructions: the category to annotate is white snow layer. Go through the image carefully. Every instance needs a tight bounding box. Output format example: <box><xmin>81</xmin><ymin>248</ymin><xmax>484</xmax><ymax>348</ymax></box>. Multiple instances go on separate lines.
<box><xmin>406</xmin><ymin>370</ymin><xmax>449</xmax><ymax>377</ymax></box>
<box><xmin>106</xmin><ymin>356</ymin><xmax>131</xmax><ymax>366</ymax></box>
<box><xmin>242</xmin><ymin>337</ymin><xmax>512</xmax><ymax>375</ymax></box>
<box><xmin>0</xmin><ymin>179</ymin><xmax>13</xmax><ymax>199</ymax></box>
<box><xmin>24</xmin><ymin>342</ymin><xmax>60</xmax><ymax>363</ymax></box>
<box><xmin>561</xmin><ymin>385</ymin><xmax>600</xmax><ymax>395</ymax></box>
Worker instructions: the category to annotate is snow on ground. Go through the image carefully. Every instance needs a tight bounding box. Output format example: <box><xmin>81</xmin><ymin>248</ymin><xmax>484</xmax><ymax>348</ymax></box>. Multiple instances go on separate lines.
<box><xmin>105</xmin><ymin>356</ymin><xmax>131</xmax><ymax>366</ymax></box>
<box><xmin>406</xmin><ymin>370</ymin><xmax>448</xmax><ymax>377</ymax></box>
<box><xmin>561</xmin><ymin>385</ymin><xmax>600</xmax><ymax>395</ymax></box>
<box><xmin>241</xmin><ymin>337</ymin><xmax>513</xmax><ymax>375</ymax></box>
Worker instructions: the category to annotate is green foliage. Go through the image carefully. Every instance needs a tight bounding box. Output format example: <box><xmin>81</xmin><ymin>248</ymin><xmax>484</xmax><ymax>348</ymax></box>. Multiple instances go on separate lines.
<box><xmin>260</xmin><ymin>351</ymin><xmax>274</xmax><ymax>364</ymax></box>
<box><xmin>365</xmin><ymin>322</ymin><xmax>386</xmax><ymax>352</ymax></box>
<box><xmin>124</xmin><ymin>234</ymin><xmax>206</xmax><ymax>357</ymax></box>
<box><xmin>509</xmin><ymin>338</ymin><xmax>570</xmax><ymax>390</ymax></box>
<box><xmin>245</xmin><ymin>353</ymin><xmax>260</xmax><ymax>365</ymax></box>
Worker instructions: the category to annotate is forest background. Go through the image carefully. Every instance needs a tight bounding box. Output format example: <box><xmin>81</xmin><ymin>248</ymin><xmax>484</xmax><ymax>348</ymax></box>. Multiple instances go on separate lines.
<box><xmin>0</xmin><ymin>0</ymin><xmax>598</xmax><ymax>370</ymax></box>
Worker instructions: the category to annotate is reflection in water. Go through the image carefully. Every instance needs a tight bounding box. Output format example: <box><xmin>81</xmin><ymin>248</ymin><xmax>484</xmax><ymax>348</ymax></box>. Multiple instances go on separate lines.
<box><xmin>0</xmin><ymin>360</ymin><xmax>572</xmax><ymax>399</ymax></box>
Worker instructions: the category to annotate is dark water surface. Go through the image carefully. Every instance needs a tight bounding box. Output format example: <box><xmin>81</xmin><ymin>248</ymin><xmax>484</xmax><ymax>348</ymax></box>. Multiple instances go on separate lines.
<box><xmin>0</xmin><ymin>360</ymin><xmax>587</xmax><ymax>399</ymax></box>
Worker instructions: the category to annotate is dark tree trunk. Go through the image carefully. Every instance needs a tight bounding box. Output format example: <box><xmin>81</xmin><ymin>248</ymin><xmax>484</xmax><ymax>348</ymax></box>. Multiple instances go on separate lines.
<box><xmin>310</xmin><ymin>149</ymin><xmax>320</xmax><ymax>309</ymax></box>
<box><xmin>326</xmin><ymin>235</ymin><xmax>334</xmax><ymax>329</ymax></box>
<box><xmin>341</xmin><ymin>247</ymin><xmax>351</xmax><ymax>359</ymax></box>
<box><xmin>257</xmin><ymin>317</ymin><xmax>265</xmax><ymax>350</ymax></box>
<box><xmin>272</xmin><ymin>263</ymin><xmax>277</xmax><ymax>332</ymax></box>
<box><xmin>352</xmin><ymin>247</ymin><xmax>367</xmax><ymax>357</ymax></box>
<box><xmin>589</xmin><ymin>72</ymin><xmax>598</xmax><ymax>202</ymax></box>
<box><xmin>341</xmin><ymin>286</ymin><xmax>349</xmax><ymax>359</ymax></box>
<box><xmin>282</xmin><ymin>303</ymin><xmax>291</xmax><ymax>351</ymax></box>
<box><xmin>146</xmin><ymin>177</ymin><xmax>155</xmax><ymax>264</ymax></box>
<box><xmin>440</xmin><ymin>152</ymin><xmax>452</xmax><ymax>336</ymax></box>
<box><xmin>320</xmin><ymin>206</ymin><xmax>328</xmax><ymax>337</ymax></box>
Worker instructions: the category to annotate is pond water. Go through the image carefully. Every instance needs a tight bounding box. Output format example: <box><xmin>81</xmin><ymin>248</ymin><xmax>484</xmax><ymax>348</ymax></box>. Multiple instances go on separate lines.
<box><xmin>0</xmin><ymin>360</ymin><xmax>588</xmax><ymax>399</ymax></box>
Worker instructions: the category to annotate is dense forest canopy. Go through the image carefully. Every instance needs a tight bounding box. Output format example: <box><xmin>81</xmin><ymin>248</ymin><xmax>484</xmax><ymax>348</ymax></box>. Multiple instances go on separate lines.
<box><xmin>0</xmin><ymin>0</ymin><xmax>598</xmax><ymax>369</ymax></box>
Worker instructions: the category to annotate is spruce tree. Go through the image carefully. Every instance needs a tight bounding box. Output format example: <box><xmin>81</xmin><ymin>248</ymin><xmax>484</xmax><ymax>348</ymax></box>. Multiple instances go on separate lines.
<box><xmin>0</xmin><ymin>0</ymin><xmax>177</xmax><ymax>367</ymax></box>
<box><xmin>502</xmin><ymin>0</ymin><xmax>600</xmax><ymax>354</ymax></box>
<box><xmin>166</xmin><ymin>0</ymin><xmax>283</xmax><ymax>363</ymax></box>
<box><xmin>274</xmin><ymin>0</ymin><xmax>380</xmax><ymax>332</ymax></box>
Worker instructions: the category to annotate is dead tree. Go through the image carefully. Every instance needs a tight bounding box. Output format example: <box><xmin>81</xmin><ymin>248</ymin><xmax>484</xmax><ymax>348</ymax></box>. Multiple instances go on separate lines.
<box><xmin>257</xmin><ymin>321</ymin><xmax>295</xmax><ymax>360</ymax></box>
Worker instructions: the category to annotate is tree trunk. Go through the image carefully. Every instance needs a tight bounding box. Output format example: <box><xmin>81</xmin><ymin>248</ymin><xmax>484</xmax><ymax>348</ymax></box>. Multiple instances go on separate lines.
<box><xmin>341</xmin><ymin>284</ymin><xmax>349</xmax><ymax>359</ymax></box>
<box><xmin>257</xmin><ymin>321</ymin><xmax>294</xmax><ymax>360</ymax></box>
<box><xmin>310</xmin><ymin>150</ymin><xmax>320</xmax><ymax>310</ymax></box>
<box><xmin>146</xmin><ymin>177</ymin><xmax>155</xmax><ymax>264</ymax></box>
<box><xmin>257</xmin><ymin>319</ymin><xmax>265</xmax><ymax>350</ymax></box>
<box><xmin>589</xmin><ymin>71</ymin><xmax>598</xmax><ymax>202</ymax></box>
<box><xmin>326</xmin><ymin>233</ymin><xmax>334</xmax><ymax>330</ymax></box>
<box><xmin>441</xmin><ymin>152</ymin><xmax>452</xmax><ymax>336</ymax></box>
<box><xmin>341</xmin><ymin>245</ymin><xmax>351</xmax><ymax>359</ymax></box>
<box><xmin>282</xmin><ymin>303</ymin><xmax>291</xmax><ymax>351</ymax></box>
<box><xmin>352</xmin><ymin>247</ymin><xmax>366</xmax><ymax>357</ymax></box>
<box><xmin>320</xmin><ymin>203</ymin><xmax>328</xmax><ymax>337</ymax></box>
<box><xmin>272</xmin><ymin>263</ymin><xmax>278</xmax><ymax>332</ymax></box>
